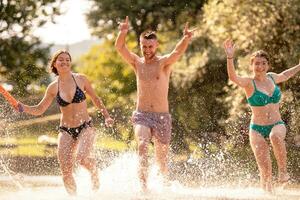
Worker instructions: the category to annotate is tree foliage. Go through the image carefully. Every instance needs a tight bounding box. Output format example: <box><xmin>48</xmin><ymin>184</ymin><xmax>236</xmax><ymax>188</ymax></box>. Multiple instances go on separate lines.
<box><xmin>86</xmin><ymin>0</ymin><xmax>206</xmax><ymax>41</ymax></box>
<box><xmin>77</xmin><ymin>38</ymin><xmax>136</xmax><ymax>108</ymax></box>
<box><xmin>0</xmin><ymin>0</ymin><xmax>65</xmax><ymax>94</ymax></box>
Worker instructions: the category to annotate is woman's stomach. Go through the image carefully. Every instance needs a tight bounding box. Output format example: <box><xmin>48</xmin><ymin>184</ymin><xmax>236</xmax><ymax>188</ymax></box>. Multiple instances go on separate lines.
<box><xmin>250</xmin><ymin>104</ymin><xmax>282</xmax><ymax>125</ymax></box>
<box><xmin>59</xmin><ymin>103</ymin><xmax>91</xmax><ymax>127</ymax></box>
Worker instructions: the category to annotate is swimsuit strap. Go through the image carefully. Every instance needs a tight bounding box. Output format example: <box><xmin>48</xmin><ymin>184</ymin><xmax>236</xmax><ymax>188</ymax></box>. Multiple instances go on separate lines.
<box><xmin>57</xmin><ymin>78</ymin><xmax>60</xmax><ymax>92</ymax></box>
<box><xmin>252</xmin><ymin>79</ymin><xmax>257</xmax><ymax>91</ymax></box>
<box><xmin>268</xmin><ymin>74</ymin><xmax>276</xmax><ymax>84</ymax></box>
<box><xmin>71</xmin><ymin>74</ymin><xmax>78</xmax><ymax>86</ymax></box>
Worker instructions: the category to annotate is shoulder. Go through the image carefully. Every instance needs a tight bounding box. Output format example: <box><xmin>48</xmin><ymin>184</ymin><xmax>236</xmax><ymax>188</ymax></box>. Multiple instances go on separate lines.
<box><xmin>157</xmin><ymin>55</ymin><xmax>170</xmax><ymax>67</ymax></box>
<box><xmin>48</xmin><ymin>79</ymin><xmax>58</xmax><ymax>88</ymax></box>
<box><xmin>244</xmin><ymin>77</ymin><xmax>253</xmax><ymax>82</ymax></box>
<box><xmin>73</xmin><ymin>73</ymin><xmax>88</xmax><ymax>81</ymax></box>
<box><xmin>267</xmin><ymin>72</ymin><xmax>278</xmax><ymax>78</ymax></box>
<box><xmin>244</xmin><ymin>77</ymin><xmax>253</xmax><ymax>84</ymax></box>
<box><xmin>135</xmin><ymin>57</ymin><xmax>145</xmax><ymax>68</ymax></box>
<box><xmin>135</xmin><ymin>56</ymin><xmax>143</xmax><ymax>65</ymax></box>
<box><xmin>158</xmin><ymin>55</ymin><xmax>167</xmax><ymax>62</ymax></box>
<box><xmin>73</xmin><ymin>73</ymin><xmax>92</xmax><ymax>87</ymax></box>
<box><xmin>266</xmin><ymin>72</ymin><xmax>278</xmax><ymax>81</ymax></box>
<box><xmin>47</xmin><ymin>80</ymin><xmax>58</xmax><ymax>95</ymax></box>
<box><xmin>267</xmin><ymin>72</ymin><xmax>277</xmax><ymax>77</ymax></box>
<box><xmin>239</xmin><ymin>77</ymin><xmax>254</xmax><ymax>89</ymax></box>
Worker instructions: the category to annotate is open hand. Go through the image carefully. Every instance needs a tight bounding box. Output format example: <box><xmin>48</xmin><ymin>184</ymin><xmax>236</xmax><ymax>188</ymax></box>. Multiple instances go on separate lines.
<box><xmin>223</xmin><ymin>38</ymin><xmax>235</xmax><ymax>58</ymax></box>
<box><xmin>16</xmin><ymin>102</ymin><xmax>24</xmax><ymax>113</ymax></box>
<box><xmin>105</xmin><ymin>117</ymin><xmax>114</xmax><ymax>127</ymax></box>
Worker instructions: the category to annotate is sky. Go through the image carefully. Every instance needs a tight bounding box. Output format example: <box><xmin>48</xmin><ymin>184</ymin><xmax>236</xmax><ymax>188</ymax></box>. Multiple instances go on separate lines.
<box><xmin>33</xmin><ymin>0</ymin><xmax>92</xmax><ymax>45</ymax></box>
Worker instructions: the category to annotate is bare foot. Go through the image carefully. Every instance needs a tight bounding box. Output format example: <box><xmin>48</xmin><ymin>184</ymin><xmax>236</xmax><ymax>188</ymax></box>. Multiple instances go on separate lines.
<box><xmin>142</xmin><ymin>184</ymin><xmax>148</xmax><ymax>194</ymax></box>
<box><xmin>139</xmin><ymin>170</ymin><xmax>148</xmax><ymax>194</ymax></box>
<box><xmin>91</xmin><ymin>170</ymin><xmax>100</xmax><ymax>191</ymax></box>
<box><xmin>163</xmin><ymin>177</ymin><xmax>171</xmax><ymax>187</ymax></box>
<box><xmin>261</xmin><ymin>179</ymin><xmax>273</xmax><ymax>194</ymax></box>
<box><xmin>264</xmin><ymin>181</ymin><xmax>274</xmax><ymax>194</ymax></box>
<box><xmin>63</xmin><ymin>176</ymin><xmax>77</xmax><ymax>196</ymax></box>
<box><xmin>278</xmin><ymin>173</ymin><xmax>290</xmax><ymax>187</ymax></box>
<box><xmin>140</xmin><ymin>176</ymin><xmax>148</xmax><ymax>192</ymax></box>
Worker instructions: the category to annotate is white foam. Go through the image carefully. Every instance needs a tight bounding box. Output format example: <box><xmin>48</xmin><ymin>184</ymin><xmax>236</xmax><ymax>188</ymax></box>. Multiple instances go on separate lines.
<box><xmin>1</xmin><ymin>152</ymin><xmax>300</xmax><ymax>199</ymax></box>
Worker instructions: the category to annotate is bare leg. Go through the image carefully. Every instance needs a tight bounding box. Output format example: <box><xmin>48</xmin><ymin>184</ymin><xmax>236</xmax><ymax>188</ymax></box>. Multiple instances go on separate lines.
<box><xmin>76</xmin><ymin>127</ymin><xmax>99</xmax><ymax>191</ymax></box>
<box><xmin>57</xmin><ymin>131</ymin><xmax>78</xmax><ymax>195</ymax></box>
<box><xmin>153</xmin><ymin>138</ymin><xmax>169</xmax><ymax>183</ymax></box>
<box><xmin>269</xmin><ymin>124</ymin><xmax>289</xmax><ymax>183</ymax></box>
<box><xmin>135</xmin><ymin>124</ymin><xmax>151</xmax><ymax>192</ymax></box>
<box><xmin>249</xmin><ymin>131</ymin><xmax>273</xmax><ymax>192</ymax></box>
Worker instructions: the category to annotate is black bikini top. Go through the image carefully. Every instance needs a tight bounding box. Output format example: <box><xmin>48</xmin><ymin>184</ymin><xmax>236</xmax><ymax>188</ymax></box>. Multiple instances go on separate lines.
<box><xmin>56</xmin><ymin>75</ymin><xmax>86</xmax><ymax>107</ymax></box>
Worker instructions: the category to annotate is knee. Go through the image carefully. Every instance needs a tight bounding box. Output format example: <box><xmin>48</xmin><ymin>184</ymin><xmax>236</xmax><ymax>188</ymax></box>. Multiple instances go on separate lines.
<box><xmin>138</xmin><ymin>140</ymin><xmax>148</xmax><ymax>155</ymax></box>
<box><xmin>76</xmin><ymin>155</ymin><xmax>88</xmax><ymax>166</ymax></box>
<box><xmin>77</xmin><ymin>156</ymin><xmax>95</xmax><ymax>167</ymax></box>
<box><xmin>77</xmin><ymin>157</ymin><xmax>85</xmax><ymax>166</ymax></box>
<box><xmin>59</xmin><ymin>160</ymin><xmax>73</xmax><ymax>175</ymax></box>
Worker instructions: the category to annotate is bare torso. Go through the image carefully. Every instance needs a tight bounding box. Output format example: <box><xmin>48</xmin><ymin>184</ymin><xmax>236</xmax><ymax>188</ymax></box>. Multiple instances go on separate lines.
<box><xmin>135</xmin><ymin>57</ymin><xmax>171</xmax><ymax>113</ymax></box>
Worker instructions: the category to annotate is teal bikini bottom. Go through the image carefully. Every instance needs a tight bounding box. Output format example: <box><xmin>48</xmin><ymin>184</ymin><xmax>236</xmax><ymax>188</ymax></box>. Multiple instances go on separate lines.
<box><xmin>250</xmin><ymin>121</ymin><xmax>285</xmax><ymax>138</ymax></box>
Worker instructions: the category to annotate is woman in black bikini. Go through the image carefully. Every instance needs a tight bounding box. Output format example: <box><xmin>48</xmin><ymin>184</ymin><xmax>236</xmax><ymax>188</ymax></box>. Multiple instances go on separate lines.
<box><xmin>17</xmin><ymin>50</ymin><xmax>114</xmax><ymax>195</ymax></box>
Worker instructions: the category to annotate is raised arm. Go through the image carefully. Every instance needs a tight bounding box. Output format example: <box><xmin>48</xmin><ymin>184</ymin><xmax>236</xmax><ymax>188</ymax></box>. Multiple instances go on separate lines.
<box><xmin>115</xmin><ymin>16</ymin><xmax>139</xmax><ymax>70</ymax></box>
<box><xmin>161</xmin><ymin>22</ymin><xmax>195</xmax><ymax>67</ymax></box>
<box><xmin>82</xmin><ymin>75</ymin><xmax>113</xmax><ymax>127</ymax></box>
<box><xmin>268</xmin><ymin>61</ymin><xmax>300</xmax><ymax>83</ymax></box>
<box><xmin>19</xmin><ymin>82</ymin><xmax>57</xmax><ymax>116</ymax></box>
<box><xmin>223</xmin><ymin>39</ymin><xmax>251</xmax><ymax>88</ymax></box>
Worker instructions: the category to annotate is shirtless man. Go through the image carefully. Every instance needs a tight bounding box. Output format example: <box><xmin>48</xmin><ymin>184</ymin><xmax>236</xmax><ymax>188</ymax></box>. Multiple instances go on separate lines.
<box><xmin>115</xmin><ymin>16</ymin><xmax>194</xmax><ymax>191</ymax></box>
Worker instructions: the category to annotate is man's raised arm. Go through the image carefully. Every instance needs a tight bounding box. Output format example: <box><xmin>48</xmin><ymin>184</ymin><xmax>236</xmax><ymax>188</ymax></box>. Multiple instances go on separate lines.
<box><xmin>115</xmin><ymin>16</ymin><xmax>139</xmax><ymax>68</ymax></box>
<box><xmin>161</xmin><ymin>22</ymin><xmax>195</xmax><ymax>66</ymax></box>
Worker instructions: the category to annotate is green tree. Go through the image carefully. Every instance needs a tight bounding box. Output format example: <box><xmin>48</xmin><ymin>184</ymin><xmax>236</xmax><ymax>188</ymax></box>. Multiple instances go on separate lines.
<box><xmin>0</xmin><ymin>0</ymin><xmax>65</xmax><ymax>94</ymax></box>
<box><xmin>169</xmin><ymin>37</ymin><xmax>229</xmax><ymax>153</ymax></box>
<box><xmin>76</xmin><ymin>38</ymin><xmax>137</xmax><ymax>140</ymax></box>
<box><xmin>86</xmin><ymin>0</ymin><xmax>206</xmax><ymax>41</ymax></box>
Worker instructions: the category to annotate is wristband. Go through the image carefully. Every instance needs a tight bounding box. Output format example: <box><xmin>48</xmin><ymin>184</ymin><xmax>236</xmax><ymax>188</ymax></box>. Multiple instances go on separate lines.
<box><xmin>17</xmin><ymin>103</ymin><xmax>24</xmax><ymax>113</ymax></box>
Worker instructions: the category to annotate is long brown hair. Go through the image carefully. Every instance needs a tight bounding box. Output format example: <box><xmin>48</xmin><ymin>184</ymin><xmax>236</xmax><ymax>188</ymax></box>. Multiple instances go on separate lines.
<box><xmin>48</xmin><ymin>50</ymin><xmax>72</xmax><ymax>75</ymax></box>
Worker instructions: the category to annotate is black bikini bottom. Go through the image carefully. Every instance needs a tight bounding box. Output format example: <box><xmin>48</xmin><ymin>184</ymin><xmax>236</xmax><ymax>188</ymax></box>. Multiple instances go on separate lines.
<box><xmin>59</xmin><ymin>120</ymin><xmax>92</xmax><ymax>140</ymax></box>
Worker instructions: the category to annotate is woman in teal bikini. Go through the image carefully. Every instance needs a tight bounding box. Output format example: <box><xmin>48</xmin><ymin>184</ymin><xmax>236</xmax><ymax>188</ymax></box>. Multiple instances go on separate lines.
<box><xmin>223</xmin><ymin>39</ymin><xmax>300</xmax><ymax>192</ymax></box>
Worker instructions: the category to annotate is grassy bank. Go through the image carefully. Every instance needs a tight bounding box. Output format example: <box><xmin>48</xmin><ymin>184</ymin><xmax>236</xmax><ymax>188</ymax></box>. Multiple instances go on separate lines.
<box><xmin>0</xmin><ymin>135</ymin><xmax>130</xmax><ymax>157</ymax></box>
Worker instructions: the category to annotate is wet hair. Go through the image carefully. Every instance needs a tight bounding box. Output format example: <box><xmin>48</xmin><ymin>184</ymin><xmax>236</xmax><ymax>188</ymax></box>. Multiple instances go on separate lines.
<box><xmin>48</xmin><ymin>50</ymin><xmax>72</xmax><ymax>75</ymax></box>
<box><xmin>140</xmin><ymin>30</ymin><xmax>157</xmax><ymax>40</ymax></box>
<box><xmin>250</xmin><ymin>50</ymin><xmax>270</xmax><ymax>64</ymax></box>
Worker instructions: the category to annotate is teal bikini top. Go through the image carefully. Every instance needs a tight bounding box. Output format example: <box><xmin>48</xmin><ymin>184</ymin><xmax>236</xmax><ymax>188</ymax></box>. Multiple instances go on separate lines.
<box><xmin>247</xmin><ymin>74</ymin><xmax>281</xmax><ymax>107</ymax></box>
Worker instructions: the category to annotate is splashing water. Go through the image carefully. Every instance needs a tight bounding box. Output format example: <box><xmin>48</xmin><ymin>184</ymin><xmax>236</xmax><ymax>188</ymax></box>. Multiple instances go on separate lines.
<box><xmin>1</xmin><ymin>152</ymin><xmax>300</xmax><ymax>200</ymax></box>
